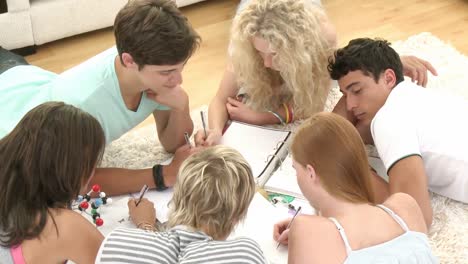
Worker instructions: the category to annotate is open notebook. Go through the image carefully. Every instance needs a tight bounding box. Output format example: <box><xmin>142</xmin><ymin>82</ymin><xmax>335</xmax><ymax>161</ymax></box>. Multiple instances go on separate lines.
<box><xmin>265</xmin><ymin>156</ymin><xmax>389</xmax><ymax>199</ymax></box>
<box><xmin>264</xmin><ymin>155</ymin><xmax>304</xmax><ymax>199</ymax></box>
<box><xmin>220</xmin><ymin>121</ymin><xmax>292</xmax><ymax>186</ymax></box>
<box><xmin>230</xmin><ymin>193</ymin><xmax>289</xmax><ymax>263</ymax></box>
<box><xmin>230</xmin><ymin>193</ymin><xmax>315</xmax><ymax>263</ymax></box>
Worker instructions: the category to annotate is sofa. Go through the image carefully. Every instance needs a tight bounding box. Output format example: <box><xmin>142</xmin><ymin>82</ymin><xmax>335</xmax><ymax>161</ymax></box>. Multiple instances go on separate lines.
<box><xmin>0</xmin><ymin>0</ymin><xmax>207</xmax><ymax>51</ymax></box>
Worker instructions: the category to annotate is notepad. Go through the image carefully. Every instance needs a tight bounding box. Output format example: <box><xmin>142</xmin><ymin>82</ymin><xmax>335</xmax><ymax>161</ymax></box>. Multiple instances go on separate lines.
<box><xmin>220</xmin><ymin>121</ymin><xmax>292</xmax><ymax>186</ymax></box>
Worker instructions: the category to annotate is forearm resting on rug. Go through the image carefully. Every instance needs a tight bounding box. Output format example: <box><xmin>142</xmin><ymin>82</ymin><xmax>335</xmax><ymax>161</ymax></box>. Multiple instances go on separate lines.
<box><xmin>89</xmin><ymin>168</ymin><xmax>156</xmax><ymax>196</ymax></box>
<box><xmin>388</xmin><ymin>156</ymin><xmax>433</xmax><ymax>229</ymax></box>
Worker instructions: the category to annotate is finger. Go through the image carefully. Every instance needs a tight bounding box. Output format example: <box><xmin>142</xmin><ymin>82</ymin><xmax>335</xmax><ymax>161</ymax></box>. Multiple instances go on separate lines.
<box><xmin>415</xmin><ymin>68</ymin><xmax>424</xmax><ymax>86</ymax></box>
<box><xmin>421</xmin><ymin>68</ymin><xmax>428</xmax><ymax>87</ymax></box>
<box><xmin>409</xmin><ymin>68</ymin><xmax>417</xmax><ymax>83</ymax></box>
<box><xmin>227</xmin><ymin>97</ymin><xmax>241</xmax><ymax>106</ymax></box>
<box><xmin>194</xmin><ymin>130</ymin><xmax>205</xmax><ymax>146</ymax></box>
<box><xmin>226</xmin><ymin>103</ymin><xmax>235</xmax><ymax>115</ymax></box>
<box><xmin>205</xmin><ymin>136</ymin><xmax>216</xmax><ymax>146</ymax></box>
<box><xmin>127</xmin><ymin>198</ymin><xmax>136</xmax><ymax>205</ymax></box>
<box><xmin>273</xmin><ymin>225</ymin><xmax>281</xmax><ymax>241</ymax></box>
<box><xmin>206</xmin><ymin>132</ymin><xmax>221</xmax><ymax>146</ymax></box>
<box><xmin>278</xmin><ymin>229</ymin><xmax>289</xmax><ymax>244</ymax></box>
<box><xmin>422</xmin><ymin>60</ymin><xmax>438</xmax><ymax>76</ymax></box>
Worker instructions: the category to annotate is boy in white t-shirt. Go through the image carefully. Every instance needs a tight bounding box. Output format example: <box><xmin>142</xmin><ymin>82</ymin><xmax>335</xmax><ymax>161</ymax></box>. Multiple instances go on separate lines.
<box><xmin>328</xmin><ymin>38</ymin><xmax>468</xmax><ymax>228</ymax></box>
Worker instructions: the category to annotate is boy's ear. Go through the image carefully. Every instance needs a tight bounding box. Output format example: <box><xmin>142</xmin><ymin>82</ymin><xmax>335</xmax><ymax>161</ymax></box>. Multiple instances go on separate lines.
<box><xmin>383</xmin><ymin>68</ymin><xmax>397</xmax><ymax>89</ymax></box>
<box><xmin>121</xmin><ymin>52</ymin><xmax>138</xmax><ymax>69</ymax></box>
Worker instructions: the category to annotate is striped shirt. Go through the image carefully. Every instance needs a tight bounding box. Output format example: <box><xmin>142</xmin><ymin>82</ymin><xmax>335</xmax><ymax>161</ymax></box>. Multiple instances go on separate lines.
<box><xmin>96</xmin><ymin>226</ymin><xmax>267</xmax><ymax>264</ymax></box>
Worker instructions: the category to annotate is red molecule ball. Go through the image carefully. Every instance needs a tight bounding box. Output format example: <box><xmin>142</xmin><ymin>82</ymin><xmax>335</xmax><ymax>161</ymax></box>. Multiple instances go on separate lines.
<box><xmin>92</xmin><ymin>184</ymin><xmax>101</xmax><ymax>193</ymax></box>
<box><xmin>80</xmin><ymin>201</ymin><xmax>89</xmax><ymax>210</ymax></box>
<box><xmin>95</xmin><ymin>218</ymin><xmax>104</xmax><ymax>226</ymax></box>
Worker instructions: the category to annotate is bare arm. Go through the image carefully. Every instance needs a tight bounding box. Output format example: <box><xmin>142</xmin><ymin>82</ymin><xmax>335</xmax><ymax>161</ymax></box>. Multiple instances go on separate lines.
<box><xmin>369</xmin><ymin>169</ymin><xmax>390</xmax><ymax>203</ymax></box>
<box><xmin>208</xmin><ymin>63</ymin><xmax>239</xmax><ymax>133</ymax></box>
<box><xmin>153</xmin><ymin>106</ymin><xmax>193</xmax><ymax>153</ymax></box>
<box><xmin>146</xmin><ymin>85</ymin><xmax>193</xmax><ymax>153</ymax></box>
<box><xmin>88</xmin><ymin>167</ymin><xmax>154</xmax><ymax>196</ymax></box>
<box><xmin>388</xmin><ymin>155</ymin><xmax>433</xmax><ymax>228</ymax></box>
<box><xmin>89</xmin><ymin>145</ymin><xmax>199</xmax><ymax>196</ymax></box>
<box><xmin>194</xmin><ymin>63</ymin><xmax>239</xmax><ymax>146</ymax></box>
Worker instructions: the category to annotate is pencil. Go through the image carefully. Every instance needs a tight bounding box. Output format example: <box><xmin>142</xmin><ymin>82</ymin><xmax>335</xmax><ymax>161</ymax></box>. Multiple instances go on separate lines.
<box><xmin>184</xmin><ymin>132</ymin><xmax>191</xmax><ymax>147</ymax></box>
<box><xmin>200</xmin><ymin>111</ymin><xmax>207</xmax><ymax>138</ymax></box>
<box><xmin>276</xmin><ymin>206</ymin><xmax>302</xmax><ymax>249</ymax></box>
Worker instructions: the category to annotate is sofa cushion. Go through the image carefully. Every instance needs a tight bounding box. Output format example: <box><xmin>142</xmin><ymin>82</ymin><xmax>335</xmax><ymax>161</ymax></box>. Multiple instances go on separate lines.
<box><xmin>0</xmin><ymin>11</ymin><xmax>34</xmax><ymax>49</ymax></box>
<box><xmin>30</xmin><ymin>0</ymin><xmax>127</xmax><ymax>45</ymax></box>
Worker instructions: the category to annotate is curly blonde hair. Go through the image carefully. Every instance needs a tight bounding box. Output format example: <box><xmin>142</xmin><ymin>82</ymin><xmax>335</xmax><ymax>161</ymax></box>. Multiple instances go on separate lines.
<box><xmin>231</xmin><ymin>0</ymin><xmax>333</xmax><ymax>118</ymax></box>
<box><xmin>167</xmin><ymin>146</ymin><xmax>255</xmax><ymax>240</ymax></box>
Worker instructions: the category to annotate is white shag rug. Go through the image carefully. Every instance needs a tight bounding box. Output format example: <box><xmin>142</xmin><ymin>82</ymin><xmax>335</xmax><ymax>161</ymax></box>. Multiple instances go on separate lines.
<box><xmin>101</xmin><ymin>33</ymin><xmax>468</xmax><ymax>263</ymax></box>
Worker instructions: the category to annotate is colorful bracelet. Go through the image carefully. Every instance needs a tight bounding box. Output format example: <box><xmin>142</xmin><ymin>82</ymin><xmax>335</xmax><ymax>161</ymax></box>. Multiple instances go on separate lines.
<box><xmin>268</xmin><ymin>110</ymin><xmax>285</xmax><ymax>125</ymax></box>
<box><xmin>288</xmin><ymin>104</ymin><xmax>294</xmax><ymax>122</ymax></box>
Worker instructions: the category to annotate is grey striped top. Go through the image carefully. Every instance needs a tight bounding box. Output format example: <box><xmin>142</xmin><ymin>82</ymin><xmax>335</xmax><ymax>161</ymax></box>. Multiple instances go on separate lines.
<box><xmin>96</xmin><ymin>226</ymin><xmax>267</xmax><ymax>264</ymax></box>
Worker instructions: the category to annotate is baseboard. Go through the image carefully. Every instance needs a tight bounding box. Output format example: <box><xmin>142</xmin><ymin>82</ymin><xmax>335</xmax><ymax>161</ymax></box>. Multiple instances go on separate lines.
<box><xmin>0</xmin><ymin>0</ymin><xmax>7</xmax><ymax>14</ymax></box>
<box><xmin>11</xmin><ymin>46</ymin><xmax>37</xmax><ymax>57</ymax></box>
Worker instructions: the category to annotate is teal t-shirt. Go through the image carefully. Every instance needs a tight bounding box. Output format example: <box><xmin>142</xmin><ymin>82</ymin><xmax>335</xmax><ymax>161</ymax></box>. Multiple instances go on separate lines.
<box><xmin>0</xmin><ymin>47</ymin><xmax>169</xmax><ymax>143</ymax></box>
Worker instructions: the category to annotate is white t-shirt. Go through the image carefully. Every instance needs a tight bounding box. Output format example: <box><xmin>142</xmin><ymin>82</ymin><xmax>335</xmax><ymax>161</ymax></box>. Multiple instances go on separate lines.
<box><xmin>371</xmin><ymin>80</ymin><xmax>468</xmax><ymax>203</ymax></box>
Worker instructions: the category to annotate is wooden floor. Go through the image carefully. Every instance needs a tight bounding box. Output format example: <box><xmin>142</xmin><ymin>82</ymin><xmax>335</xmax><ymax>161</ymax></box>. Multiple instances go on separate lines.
<box><xmin>25</xmin><ymin>0</ymin><xmax>468</xmax><ymax>128</ymax></box>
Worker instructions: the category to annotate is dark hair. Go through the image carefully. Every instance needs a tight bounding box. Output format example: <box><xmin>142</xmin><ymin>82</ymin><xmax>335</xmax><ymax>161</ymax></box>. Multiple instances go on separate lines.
<box><xmin>0</xmin><ymin>102</ymin><xmax>105</xmax><ymax>247</ymax></box>
<box><xmin>328</xmin><ymin>38</ymin><xmax>404</xmax><ymax>84</ymax></box>
<box><xmin>114</xmin><ymin>0</ymin><xmax>201</xmax><ymax>68</ymax></box>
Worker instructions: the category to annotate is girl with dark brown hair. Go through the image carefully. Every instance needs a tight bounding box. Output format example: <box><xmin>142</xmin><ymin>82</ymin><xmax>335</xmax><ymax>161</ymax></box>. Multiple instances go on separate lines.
<box><xmin>0</xmin><ymin>102</ymin><xmax>106</xmax><ymax>263</ymax></box>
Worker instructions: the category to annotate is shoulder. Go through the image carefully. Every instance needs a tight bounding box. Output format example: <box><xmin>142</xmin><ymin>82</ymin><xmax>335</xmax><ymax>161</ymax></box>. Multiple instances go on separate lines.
<box><xmin>56</xmin><ymin>209</ymin><xmax>103</xmax><ymax>245</ymax></box>
<box><xmin>290</xmin><ymin>215</ymin><xmax>341</xmax><ymax>246</ymax></box>
<box><xmin>52</xmin><ymin>209</ymin><xmax>103</xmax><ymax>263</ymax></box>
<box><xmin>97</xmin><ymin>228</ymin><xmax>179</xmax><ymax>263</ymax></box>
<box><xmin>383</xmin><ymin>193</ymin><xmax>427</xmax><ymax>233</ymax></box>
<box><xmin>289</xmin><ymin>215</ymin><xmax>347</xmax><ymax>263</ymax></box>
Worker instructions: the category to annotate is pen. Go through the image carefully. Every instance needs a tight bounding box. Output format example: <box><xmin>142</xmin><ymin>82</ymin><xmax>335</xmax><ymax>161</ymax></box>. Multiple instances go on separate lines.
<box><xmin>184</xmin><ymin>132</ymin><xmax>192</xmax><ymax>147</ymax></box>
<box><xmin>200</xmin><ymin>111</ymin><xmax>207</xmax><ymax>138</ymax></box>
<box><xmin>135</xmin><ymin>184</ymin><xmax>149</xmax><ymax>206</ymax></box>
<box><xmin>276</xmin><ymin>206</ymin><xmax>302</xmax><ymax>249</ymax></box>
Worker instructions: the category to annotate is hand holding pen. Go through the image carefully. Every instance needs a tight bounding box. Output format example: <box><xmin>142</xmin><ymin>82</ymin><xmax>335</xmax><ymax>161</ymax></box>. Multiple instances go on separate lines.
<box><xmin>194</xmin><ymin>111</ymin><xmax>223</xmax><ymax>146</ymax></box>
<box><xmin>273</xmin><ymin>206</ymin><xmax>302</xmax><ymax>248</ymax></box>
<box><xmin>135</xmin><ymin>184</ymin><xmax>149</xmax><ymax>206</ymax></box>
<box><xmin>128</xmin><ymin>185</ymin><xmax>156</xmax><ymax>227</ymax></box>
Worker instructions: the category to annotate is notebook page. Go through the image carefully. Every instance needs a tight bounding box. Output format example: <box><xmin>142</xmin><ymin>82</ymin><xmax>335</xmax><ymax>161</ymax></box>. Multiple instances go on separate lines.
<box><xmin>264</xmin><ymin>156</ymin><xmax>305</xmax><ymax>199</ymax></box>
<box><xmin>230</xmin><ymin>193</ymin><xmax>289</xmax><ymax>264</ymax></box>
<box><xmin>220</xmin><ymin>122</ymin><xmax>290</xmax><ymax>178</ymax></box>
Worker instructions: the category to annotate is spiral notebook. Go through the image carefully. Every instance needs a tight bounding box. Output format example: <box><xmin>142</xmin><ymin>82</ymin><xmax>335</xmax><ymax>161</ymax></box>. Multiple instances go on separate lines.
<box><xmin>220</xmin><ymin>121</ymin><xmax>292</xmax><ymax>186</ymax></box>
<box><xmin>264</xmin><ymin>155</ymin><xmax>305</xmax><ymax>199</ymax></box>
<box><xmin>265</xmin><ymin>156</ymin><xmax>389</xmax><ymax>199</ymax></box>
